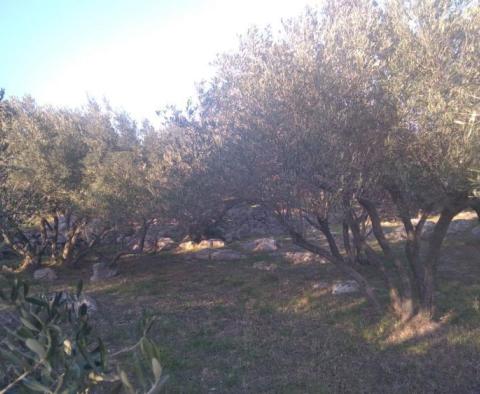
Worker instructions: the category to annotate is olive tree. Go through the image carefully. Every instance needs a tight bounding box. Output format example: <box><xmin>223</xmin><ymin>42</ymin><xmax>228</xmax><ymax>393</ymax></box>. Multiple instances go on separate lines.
<box><xmin>165</xmin><ymin>0</ymin><xmax>479</xmax><ymax>320</ymax></box>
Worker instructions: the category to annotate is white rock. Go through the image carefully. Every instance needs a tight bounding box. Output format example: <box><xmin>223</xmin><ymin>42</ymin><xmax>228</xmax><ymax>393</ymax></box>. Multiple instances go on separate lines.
<box><xmin>240</xmin><ymin>238</ymin><xmax>278</xmax><ymax>252</ymax></box>
<box><xmin>177</xmin><ymin>241</ymin><xmax>196</xmax><ymax>251</ymax></box>
<box><xmin>197</xmin><ymin>239</ymin><xmax>225</xmax><ymax>249</ymax></box>
<box><xmin>33</xmin><ymin>268</ymin><xmax>57</xmax><ymax>281</ymax></box>
<box><xmin>331</xmin><ymin>280</ymin><xmax>359</xmax><ymax>295</ymax></box>
<box><xmin>156</xmin><ymin>237</ymin><xmax>176</xmax><ymax>252</ymax></box>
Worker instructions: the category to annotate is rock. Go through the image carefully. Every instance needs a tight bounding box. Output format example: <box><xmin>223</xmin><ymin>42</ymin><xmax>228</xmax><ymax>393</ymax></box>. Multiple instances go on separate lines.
<box><xmin>178</xmin><ymin>239</ymin><xmax>225</xmax><ymax>253</ymax></box>
<box><xmin>252</xmin><ymin>261</ymin><xmax>278</xmax><ymax>271</ymax></box>
<box><xmin>156</xmin><ymin>237</ymin><xmax>177</xmax><ymax>252</ymax></box>
<box><xmin>197</xmin><ymin>239</ymin><xmax>225</xmax><ymax>249</ymax></box>
<box><xmin>283</xmin><ymin>251</ymin><xmax>326</xmax><ymax>265</ymax></box>
<box><xmin>33</xmin><ymin>268</ymin><xmax>57</xmax><ymax>281</ymax></box>
<box><xmin>177</xmin><ymin>241</ymin><xmax>197</xmax><ymax>251</ymax></box>
<box><xmin>214</xmin><ymin>203</ymin><xmax>284</xmax><ymax>241</ymax></box>
<box><xmin>90</xmin><ymin>262</ymin><xmax>118</xmax><ymax>282</ymax></box>
<box><xmin>471</xmin><ymin>226</ymin><xmax>480</xmax><ymax>240</ymax></box>
<box><xmin>240</xmin><ymin>237</ymin><xmax>278</xmax><ymax>253</ymax></box>
<box><xmin>331</xmin><ymin>280</ymin><xmax>359</xmax><ymax>295</ymax></box>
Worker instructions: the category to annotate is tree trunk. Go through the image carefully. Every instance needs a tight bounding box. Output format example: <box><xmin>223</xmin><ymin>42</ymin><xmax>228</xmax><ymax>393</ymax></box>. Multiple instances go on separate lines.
<box><xmin>342</xmin><ymin>221</ymin><xmax>355</xmax><ymax>264</ymax></box>
<box><xmin>138</xmin><ymin>218</ymin><xmax>151</xmax><ymax>253</ymax></box>
<box><xmin>51</xmin><ymin>212</ymin><xmax>59</xmax><ymax>259</ymax></box>
<box><xmin>345</xmin><ymin>207</ymin><xmax>406</xmax><ymax>318</ymax></box>
<box><xmin>62</xmin><ymin>220</ymin><xmax>85</xmax><ymax>265</ymax></box>
<box><xmin>358</xmin><ymin>197</ymin><xmax>415</xmax><ymax>319</ymax></box>
<box><xmin>279</xmin><ymin>216</ymin><xmax>382</xmax><ymax>312</ymax></box>
<box><xmin>420</xmin><ymin>207</ymin><xmax>458</xmax><ymax>317</ymax></box>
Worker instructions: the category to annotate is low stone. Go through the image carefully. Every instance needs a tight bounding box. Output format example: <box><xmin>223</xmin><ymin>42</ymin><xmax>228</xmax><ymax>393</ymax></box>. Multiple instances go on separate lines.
<box><xmin>240</xmin><ymin>237</ymin><xmax>278</xmax><ymax>253</ymax></box>
<box><xmin>156</xmin><ymin>237</ymin><xmax>177</xmax><ymax>252</ymax></box>
<box><xmin>253</xmin><ymin>261</ymin><xmax>278</xmax><ymax>271</ymax></box>
<box><xmin>177</xmin><ymin>241</ymin><xmax>196</xmax><ymax>251</ymax></box>
<box><xmin>90</xmin><ymin>262</ymin><xmax>118</xmax><ymax>282</ymax></box>
<box><xmin>33</xmin><ymin>268</ymin><xmax>57</xmax><ymax>281</ymax></box>
<box><xmin>283</xmin><ymin>251</ymin><xmax>326</xmax><ymax>265</ymax></box>
<box><xmin>197</xmin><ymin>239</ymin><xmax>225</xmax><ymax>249</ymax></box>
<box><xmin>331</xmin><ymin>280</ymin><xmax>359</xmax><ymax>295</ymax></box>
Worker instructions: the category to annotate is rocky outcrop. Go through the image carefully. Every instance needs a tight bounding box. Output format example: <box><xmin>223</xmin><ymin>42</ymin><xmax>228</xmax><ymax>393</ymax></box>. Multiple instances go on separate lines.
<box><xmin>214</xmin><ymin>203</ymin><xmax>284</xmax><ymax>242</ymax></box>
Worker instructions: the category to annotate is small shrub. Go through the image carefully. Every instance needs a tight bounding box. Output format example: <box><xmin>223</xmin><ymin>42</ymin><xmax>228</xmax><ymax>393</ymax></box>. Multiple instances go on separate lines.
<box><xmin>0</xmin><ymin>275</ymin><xmax>168</xmax><ymax>393</ymax></box>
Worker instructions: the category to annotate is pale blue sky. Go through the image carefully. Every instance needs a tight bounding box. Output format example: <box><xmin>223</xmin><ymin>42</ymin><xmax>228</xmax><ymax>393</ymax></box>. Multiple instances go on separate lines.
<box><xmin>1</xmin><ymin>0</ymin><xmax>316</xmax><ymax>122</ymax></box>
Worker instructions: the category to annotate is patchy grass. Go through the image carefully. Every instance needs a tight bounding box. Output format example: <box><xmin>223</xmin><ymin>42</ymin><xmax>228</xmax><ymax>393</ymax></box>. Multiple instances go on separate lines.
<box><xmin>2</xmin><ymin>217</ymin><xmax>480</xmax><ymax>393</ymax></box>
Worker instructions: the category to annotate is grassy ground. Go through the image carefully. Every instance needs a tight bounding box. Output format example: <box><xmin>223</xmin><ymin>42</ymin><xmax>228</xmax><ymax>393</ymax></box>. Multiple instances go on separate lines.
<box><xmin>2</xmin><ymin>216</ymin><xmax>480</xmax><ymax>393</ymax></box>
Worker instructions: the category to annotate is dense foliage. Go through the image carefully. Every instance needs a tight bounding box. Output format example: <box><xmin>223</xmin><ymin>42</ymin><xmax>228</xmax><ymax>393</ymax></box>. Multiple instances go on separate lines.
<box><xmin>0</xmin><ymin>275</ymin><xmax>167</xmax><ymax>393</ymax></box>
<box><xmin>0</xmin><ymin>0</ymin><xmax>478</xmax><ymax>320</ymax></box>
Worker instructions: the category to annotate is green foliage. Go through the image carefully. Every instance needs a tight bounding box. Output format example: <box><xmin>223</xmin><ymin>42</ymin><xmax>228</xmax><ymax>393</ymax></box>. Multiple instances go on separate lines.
<box><xmin>0</xmin><ymin>275</ymin><xmax>168</xmax><ymax>393</ymax></box>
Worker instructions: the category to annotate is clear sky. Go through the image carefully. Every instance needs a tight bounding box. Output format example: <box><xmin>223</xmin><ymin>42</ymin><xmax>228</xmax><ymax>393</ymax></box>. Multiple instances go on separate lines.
<box><xmin>1</xmin><ymin>0</ymin><xmax>317</xmax><ymax>122</ymax></box>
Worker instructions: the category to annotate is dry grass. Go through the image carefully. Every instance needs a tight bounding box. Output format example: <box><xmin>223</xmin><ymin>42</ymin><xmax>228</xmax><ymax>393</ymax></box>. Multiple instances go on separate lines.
<box><xmin>4</xmin><ymin>215</ymin><xmax>480</xmax><ymax>393</ymax></box>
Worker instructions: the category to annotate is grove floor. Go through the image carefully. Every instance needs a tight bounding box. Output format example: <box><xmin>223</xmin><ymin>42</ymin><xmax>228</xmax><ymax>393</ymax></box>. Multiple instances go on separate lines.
<box><xmin>42</xmin><ymin>229</ymin><xmax>480</xmax><ymax>394</ymax></box>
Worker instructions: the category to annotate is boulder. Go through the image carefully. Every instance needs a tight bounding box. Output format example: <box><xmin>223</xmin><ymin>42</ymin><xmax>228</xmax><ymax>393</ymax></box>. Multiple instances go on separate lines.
<box><xmin>283</xmin><ymin>251</ymin><xmax>326</xmax><ymax>265</ymax></box>
<box><xmin>214</xmin><ymin>203</ymin><xmax>284</xmax><ymax>241</ymax></box>
<box><xmin>33</xmin><ymin>268</ymin><xmax>57</xmax><ymax>281</ymax></box>
<box><xmin>156</xmin><ymin>237</ymin><xmax>177</xmax><ymax>252</ymax></box>
<box><xmin>197</xmin><ymin>239</ymin><xmax>225</xmax><ymax>249</ymax></box>
<box><xmin>177</xmin><ymin>241</ymin><xmax>197</xmax><ymax>252</ymax></box>
<box><xmin>331</xmin><ymin>280</ymin><xmax>359</xmax><ymax>295</ymax></box>
<box><xmin>90</xmin><ymin>262</ymin><xmax>118</xmax><ymax>282</ymax></box>
<box><xmin>240</xmin><ymin>237</ymin><xmax>278</xmax><ymax>253</ymax></box>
